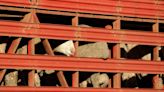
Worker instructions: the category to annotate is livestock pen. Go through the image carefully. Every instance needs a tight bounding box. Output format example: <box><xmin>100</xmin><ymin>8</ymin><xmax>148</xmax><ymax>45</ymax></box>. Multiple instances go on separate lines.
<box><xmin>0</xmin><ymin>0</ymin><xmax>164</xmax><ymax>92</ymax></box>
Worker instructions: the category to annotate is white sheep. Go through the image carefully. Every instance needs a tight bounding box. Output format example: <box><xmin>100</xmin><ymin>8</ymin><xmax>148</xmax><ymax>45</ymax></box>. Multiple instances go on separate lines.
<box><xmin>53</xmin><ymin>40</ymin><xmax>75</xmax><ymax>56</ymax></box>
<box><xmin>80</xmin><ymin>73</ymin><xmax>109</xmax><ymax>88</ymax></box>
<box><xmin>53</xmin><ymin>24</ymin><xmax>92</xmax><ymax>56</ymax></box>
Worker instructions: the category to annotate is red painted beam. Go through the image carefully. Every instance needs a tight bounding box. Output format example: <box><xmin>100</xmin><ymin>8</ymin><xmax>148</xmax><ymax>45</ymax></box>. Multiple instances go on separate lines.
<box><xmin>0</xmin><ymin>69</ymin><xmax>6</xmax><ymax>82</ymax></box>
<box><xmin>0</xmin><ymin>54</ymin><xmax>163</xmax><ymax>74</ymax></box>
<box><xmin>0</xmin><ymin>0</ymin><xmax>164</xmax><ymax>19</ymax></box>
<box><xmin>0</xmin><ymin>86</ymin><xmax>163</xmax><ymax>92</ymax></box>
<box><xmin>0</xmin><ymin>21</ymin><xmax>164</xmax><ymax>46</ymax></box>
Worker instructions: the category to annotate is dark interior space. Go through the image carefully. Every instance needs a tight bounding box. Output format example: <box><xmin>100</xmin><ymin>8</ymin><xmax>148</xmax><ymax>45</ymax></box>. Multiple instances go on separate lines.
<box><xmin>37</xmin><ymin>13</ymin><xmax>73</xmax><ymax>25</ymax></box>
<box><xmin>159</xmin><ymin>23</ymin><xmax>164</xmax><ymax>32</ymax></box>
<box><xmin>121</xmin><ymin>21</ymin><xmax>154</xmax><ymax>32</ymax></box>
<box><xmin>79</xmin><ymin>17</ymin><xmax>114</xmax><ymax>28</ymax></box>
<box><xmin>0</xmin><ymin>10</ymin><xmax>26</xmax><ymax>21</ymax></box>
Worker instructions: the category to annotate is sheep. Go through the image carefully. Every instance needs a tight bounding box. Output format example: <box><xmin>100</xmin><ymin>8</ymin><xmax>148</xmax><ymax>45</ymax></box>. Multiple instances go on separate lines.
<box><xmin>4</xmin><ymin>71</ymin><xmax>18</xmax><ymax>86</ymax></box>
<box><xmin>53</xmin><ymin>24</ymin><xmax>110</xmax><ymax>58</ymax></box>
<box><xmin>80</xmin><ymin>73</ymin><xmax>109</xmax><ymax>88</ymax></box>
<box><xmin>121</xmin><ymin>44</ymin><xmax>163</xmax><ymax>88</ymax></box>
<box><xmin>0</xmin><ymin>43</ymin><xmax>6</xmax><ymax>53</ymax></box>
<box><xmin>53</xmin><ymin>40</ymin><xmax>75</xmax><ymax>56</ymax></box>
<box><xmin>52</xmin><ymin>24</ymin><xmax>91</xmax><ymax>56</ymax></box>
<box><xmin>34</xmin><ymin>73</ymin><xmax>41</xmax><ymax>87</ymax></box>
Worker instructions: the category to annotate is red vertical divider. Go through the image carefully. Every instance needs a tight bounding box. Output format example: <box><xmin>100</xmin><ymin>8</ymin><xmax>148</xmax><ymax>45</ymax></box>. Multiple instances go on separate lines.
<box><xmin>28</xmin><ymin>38</ymin><xmax>35</xmax><ymax>86</ymax></box>
<box><xmin>112</xmin><ymin>17</ymin><xmax>121</xmax><ymax>88</ymax></box>
<box><xmin>27</xmin><ymin>4</ymin><xmax>39</xmax><ymax>86</ymax></box>
<box><xmin>72</xmin><ymin>15</ymin><xmax>79</xmax><ymax>87</ymax></box>
<box><xmin>105</xmin><ymin>25</ymin><xmax>112</xmax><ymax>88</ymax></box>
<box><xmin>152</xmin><ymin>22</ymin><xmax>162</xmax><ymax>89</ymax></box>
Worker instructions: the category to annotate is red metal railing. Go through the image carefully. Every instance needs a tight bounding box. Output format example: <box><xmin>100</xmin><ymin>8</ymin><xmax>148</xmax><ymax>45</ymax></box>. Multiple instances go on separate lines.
<box><xmin>0</xmin><ymin>0</ymin><xmax>164</xmax><ymax>19</ymax></box>
<box><xmin>0</xmin><ymin>54</ymin><xmax>163</xmax><ymax>73</ymax></box>
<box><xmin>0</xmin><ymin>20</ymin><xmax>164</xmax><ymax>46</ymax></box>
<box><xmin>0</xmin><ymin>86</ymin><xmax>163</xmax><ymax>92</ymax></box>
<box><xmin>0</xmin><ymin>0</ymin><xmax>164</xmax><ymax>91</ymax></box>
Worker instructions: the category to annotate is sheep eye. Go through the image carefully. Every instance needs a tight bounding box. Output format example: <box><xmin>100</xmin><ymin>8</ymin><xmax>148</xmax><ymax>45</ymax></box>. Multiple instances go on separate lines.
<box><xmin>99</xmin><ymin>82</ymin><xmax>104</xmax><ymax>86</ymax></box>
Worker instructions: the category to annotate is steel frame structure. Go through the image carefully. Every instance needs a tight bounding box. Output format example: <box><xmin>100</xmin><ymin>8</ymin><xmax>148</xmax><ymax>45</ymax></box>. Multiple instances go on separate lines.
<box><xmin>0</xmin><ymin>0</ymin><xmax>164</xmax><ymax>92</ymax></box>
<box><xmin>0</xmin><ymin>54</ymin><xmax>163</xmax><ymax>74</ymax></box>
<box><xmin>0</xmin><ymin>20</ymin><xmax>164</xmax><ymax>46</ymax></box>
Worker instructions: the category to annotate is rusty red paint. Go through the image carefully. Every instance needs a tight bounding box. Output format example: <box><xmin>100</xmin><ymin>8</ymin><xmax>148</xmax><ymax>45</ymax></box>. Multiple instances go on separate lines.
<box><xmin>152</xmin><ymin>22</ymin><xmax>161</xmax><ymax>89</ymax></box>
<box><xmin>0</xmin><ymin>69</ymin><xmax>6</xmax><ymax>83</ymax></box>
<box><xmin>0</xmin><ymin>21</ymin><xmax>164</xmax><ymax>46</ymax></box>
<box><xmin>0</xmin><ymin>54</ymin><xmax>163</xmax><ymax>74</ymax></box>
<box><xmin>0</xmin><ymin>86</ymin><xmax>163</xmax><ymax>92</ymax></box>
<box><xmin>112</xmin><ymin>19</ymin><xmax>121</xmax><ymax>88</ymax></box>
<box><xmin>72</xmin><ymin>16</ymin><xmax>79</xmax><ymax>87</ymax></box>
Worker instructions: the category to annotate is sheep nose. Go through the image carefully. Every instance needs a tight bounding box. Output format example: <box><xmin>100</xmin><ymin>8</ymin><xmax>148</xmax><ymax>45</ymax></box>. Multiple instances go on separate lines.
<box><xmin>70</xmin><ymin>48</ymin><xmax>76</xmax><ymax>56</ymax></box>
<box><xmin>70</xmin><ymin>51</ymin><xmax>75</xmax><ymax>56</ymax></box>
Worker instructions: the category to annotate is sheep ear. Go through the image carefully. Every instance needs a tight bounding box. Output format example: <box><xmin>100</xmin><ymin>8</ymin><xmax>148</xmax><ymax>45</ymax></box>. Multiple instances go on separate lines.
<box><xmin>87</xmin><ymin>78</ymin><xmax>91</xmax><ymax>84</ymax></box>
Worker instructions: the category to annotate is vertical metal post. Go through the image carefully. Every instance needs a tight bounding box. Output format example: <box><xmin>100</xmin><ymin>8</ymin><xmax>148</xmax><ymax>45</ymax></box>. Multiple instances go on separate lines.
<box><xmin>72</xmin><ymin>15</ymin><xmax>79</xmax><ymax>87</ymax></box>
<box><xmin>28</xmin><ymin>39</ymin><xmax>35</xmax><ymax>87</ymax></box>
<box><xmin>42</xmin><ymin>39</ymin><xmax>54</xmax><ymax>55</ymax></box>
<box><xmin>105</xmin><ymin>25</ymin><xmax>112</xmax><ymax>88</ymax></box>
<box><xmin>7</xmin><ymin>38</ymin><xmax>22</xmax><ymax>54</ymax></box>
<box><xmin>112</xmin><ymin>18</ymin><xmax>121</xmax><ymax>88</ymax></box>
<box><xmin>0</xmin><ymin>69</ymin><xmax>6</xmax><ymax>84</ymax></box>
<box><xmin>152</xmin><ymin>22</ymin><xmax>161</xmax><ymax>89</ymax></box>
<box><xmin>57</xmin><ymin>71</ymin><xmax>69</xmax><ymax>87</ymax></box>
<box><xmin>28</xmin><ymin>70</ymin><xmax>35</xmax><ymax>87</ymax></box>
<box><xmin>27</xmin><ymin>9</ymin><xmax>38</xmax><ymax>87</ymax></box>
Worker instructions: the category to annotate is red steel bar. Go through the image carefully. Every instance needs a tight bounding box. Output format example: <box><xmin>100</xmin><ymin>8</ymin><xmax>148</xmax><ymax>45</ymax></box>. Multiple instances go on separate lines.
<box><xmin>0</xmin><ymin>0</ymin><xmax>164</xmax><ymax>19</ymax></box>
<box><xmin>0</xmin><ymin>54</ymin><xmax>163</xmax><ymax>74</ymax></box>
<box><xmin>0</xmin><ymin>86</ymin><xmax>163</xmax><ymax>92</ymax></box>
<box><xmin>152</xmin><ymin>22</ymin><xmax>161</xmax><ymax>89</ymax></box>
<box><xmin>28</xmin><ymin>38</ymin><xmax>35</xmax><ymax>87</ymax></box>
<box><xmin>7</xmin><ymin>38</ymin><xmax>22</xmax><ymax>54</ymax></box>
<box><xmin>72</xmin><ymin>71</ymin><xmax>79</xmax><ymax>87</ymax></box>
<box><xmin>0</xmin><ymin>21</ymin><xmax>164</xmax><ymax>46</ymax></box>
<box><xmin>0</xmin><ymin>69</ymin><xmax>6</xmax><ymax>83</ymax></box>
<box><xmin>42</xmin><ymin>39</ymin><xmax>54</xmax><ymax>55</ymax></box>
<box><xmin>57</xmin><ymin>71</ymin><xmax>69</xmax><ymax>87</ymax></box>
<box><xmin>72</xmin><ymin>15</ymin><xmax>79</xmax><ymax>87</ymax></box>
<box><xmin>112</xmin><ymin>18</ymin><xmax>121</xmax><ymax>88</ymax></box>
<box><xmin>105</xmin><ymin>26</ymin><xmax>112</xmax><ymax>88</ymax></box>
<box><xmin>26</xmin><ymin>11</ymin><xmax>37</xmax><ymax>87</ymax></box>
<box><xmin>1</xmin><ymin>6</ymin><xmax>164</xmax><ymax>24</ymax></box>
<box><xmin>27</xmin><ymin>36</ymin><xmax>35</xmax><ymax>87</ymax></box>
<box><xmin>28</xmin><ymin>70</ymin><xmax>35</xmax><ymax>87</ymax></box>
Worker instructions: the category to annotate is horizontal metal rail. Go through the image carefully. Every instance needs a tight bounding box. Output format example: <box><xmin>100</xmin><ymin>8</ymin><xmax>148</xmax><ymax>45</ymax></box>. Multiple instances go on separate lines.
<box><xmin>0</xmin><ymin>86</ymin><xmax>164</xmax><ymax>92</ymax></box>
<box><xmin>0</xmin><ymin>0</ymin><xmax>164</xmax><ymax>19</ymax></box>
<box><xmin>0</xmin><ymin>6</ymin><xmax>164</xmax><ymax>24</ymax></box>
<box><xmin>0</xmin><ymin>20</ymin><xmax>164</xmax><ymax>46</ymax></box>
<box><xmin>0</xmin><ymin>54</ymin><xmax>163</xmax><ymax>74</ymax></box>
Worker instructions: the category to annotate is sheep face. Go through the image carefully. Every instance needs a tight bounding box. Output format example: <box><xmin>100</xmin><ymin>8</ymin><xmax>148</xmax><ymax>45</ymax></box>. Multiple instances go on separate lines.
<box><xmin>80</xmin><ymin>73</ymin><xmax>109</xmax><ymax>88</ymax></box>
<box><xmin>54</xmin><ymin>40</ymin><xmax>75</xmax><ymax>56</ymax></box>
